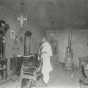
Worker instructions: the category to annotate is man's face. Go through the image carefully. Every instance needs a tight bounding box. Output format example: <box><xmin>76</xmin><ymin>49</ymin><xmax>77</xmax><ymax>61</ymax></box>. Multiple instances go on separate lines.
<box><xmin>1</xmin><ymin>23</ymin><xmax>5</xmax><ymax>27</ymax></box>
<box><xmin>42</xmin><ymin>37</ymin><xmax>46</xmax><ymax>42</ymax></box>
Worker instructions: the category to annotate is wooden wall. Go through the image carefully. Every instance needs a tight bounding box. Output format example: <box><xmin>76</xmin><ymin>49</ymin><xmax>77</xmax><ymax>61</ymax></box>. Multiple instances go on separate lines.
<box><xmin>0</xmin><ymin>6</ymin><xmax>42</xmax><ymax>58</ymax></box>
<box><xmin>46</xmin><ymin>29</ymin><xmax>88</xmax><ymax>67</ymax></box>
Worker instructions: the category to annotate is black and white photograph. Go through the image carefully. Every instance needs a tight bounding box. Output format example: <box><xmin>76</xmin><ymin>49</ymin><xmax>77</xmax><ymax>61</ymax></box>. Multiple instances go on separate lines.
<box><xmin>0</xmin><ymin>0</ymin><xmax>88</xmax><ymax>88</ymax></box>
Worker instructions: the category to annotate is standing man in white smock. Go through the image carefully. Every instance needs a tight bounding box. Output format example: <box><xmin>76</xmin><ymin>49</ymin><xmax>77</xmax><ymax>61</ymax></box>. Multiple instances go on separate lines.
<box><xmin>40</xmin><ymin>37</ymin><xmax>53</xmax><ymax>84</ymax></box>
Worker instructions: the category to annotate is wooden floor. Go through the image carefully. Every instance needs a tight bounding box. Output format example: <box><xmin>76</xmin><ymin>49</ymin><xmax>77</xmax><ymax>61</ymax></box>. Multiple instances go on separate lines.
<box><xmin>0</xmin><ymin>58</ymin><xmax>86</xmax><ymax>88</ymax></box>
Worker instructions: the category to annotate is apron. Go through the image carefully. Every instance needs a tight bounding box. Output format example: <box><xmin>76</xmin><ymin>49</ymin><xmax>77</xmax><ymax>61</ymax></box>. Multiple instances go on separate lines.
<box><xmin>41</xmin><ymin>54</ymin><xmax>52</xmax><ymax>74</ymax></box>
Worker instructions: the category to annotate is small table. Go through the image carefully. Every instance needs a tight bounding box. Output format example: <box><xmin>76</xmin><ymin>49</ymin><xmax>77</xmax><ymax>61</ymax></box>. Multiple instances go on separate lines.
<box><xmin>10</xmin><ymin>56</ymin><xmax>23</xmax><ymax>76</ymax></box>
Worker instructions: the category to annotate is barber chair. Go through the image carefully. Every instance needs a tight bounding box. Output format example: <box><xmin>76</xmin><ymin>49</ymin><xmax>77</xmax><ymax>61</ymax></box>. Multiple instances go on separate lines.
<box><xmin>20</xmin><ymin>54</ymin><xmax>42</xmax><ymax>88</ymax></box>
<box><xmin>79</xmin><ymin>57</ymin><xmax>88</xmax><ymax>88</ymax></box>
<box><xmin>20</xmin><ymin>31</ymin><xmax>42</xmax><ymax>88</ymax></box>
<box><xmin>0</xmin><ymin>20</ymin><xmax>9</xmax><ymax>80</ymax></box>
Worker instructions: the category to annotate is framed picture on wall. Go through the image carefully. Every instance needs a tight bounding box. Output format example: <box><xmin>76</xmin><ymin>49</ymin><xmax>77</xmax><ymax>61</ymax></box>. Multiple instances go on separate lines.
<box><xmin>10</xmin><ymin>30</ymin><xmax>16</xmax><ymax>40</ymax></box>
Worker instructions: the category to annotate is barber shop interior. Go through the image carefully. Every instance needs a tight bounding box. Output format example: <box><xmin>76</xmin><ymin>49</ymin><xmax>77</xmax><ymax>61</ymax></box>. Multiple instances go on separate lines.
<box><xmin>0</xmin><ymin>0</ymin><xmax>88</xmax><ymax>88</ymax></box>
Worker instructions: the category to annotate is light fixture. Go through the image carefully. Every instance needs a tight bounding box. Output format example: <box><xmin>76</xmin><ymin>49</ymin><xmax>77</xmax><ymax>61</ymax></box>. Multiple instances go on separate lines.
<box><xmin>17</xmin><ymin>0</ymin><xmax>27</xmax><ymax>28</ymax></box>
